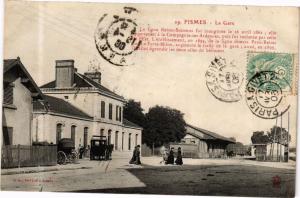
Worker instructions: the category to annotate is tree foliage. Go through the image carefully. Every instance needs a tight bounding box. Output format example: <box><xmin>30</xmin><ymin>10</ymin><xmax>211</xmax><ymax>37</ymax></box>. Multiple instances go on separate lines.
<box><xmin>251</xmin><ymin>131</ymin><xmax>269</xmax><ymax>144</ymax></box>
<box><xmin>251</xmin><ymin>126</ymin><xmax>291</xmax><ymax>145</ymax></box>
<box><xmin>268</xmin><ymin>126</ymin><xmax>291</xmax><ymax>145</ymax></box>
<box><xmin>143</xmin><ymin>105</ymin><xmax>186</xmax><ymax>147</ymax></box>
<box><xmin>123</xmin><ymin>99</ymin><xmax>146</xmax><ymax>128</ymax></box>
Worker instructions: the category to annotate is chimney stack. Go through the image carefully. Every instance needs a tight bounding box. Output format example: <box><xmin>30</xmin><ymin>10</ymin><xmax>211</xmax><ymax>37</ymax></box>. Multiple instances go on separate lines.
<box><xmin>84</xmin><ymin>71</ymin><xmax>101</xmax><ymax>84</ymax></box>
<box><xmin>55</xmin><ymin>60</ymin><xmax>75</xmax><ymax>88</ymax></box>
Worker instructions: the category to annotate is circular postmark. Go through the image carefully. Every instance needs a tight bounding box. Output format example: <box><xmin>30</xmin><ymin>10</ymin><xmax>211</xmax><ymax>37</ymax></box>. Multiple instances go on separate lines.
<box><xmin>246</xmin><ymin>71</ymin><xmax>291</xmax><ymax>119</ymax></box>
<box><xmin>94</xmin><ymin>7</ymin><xmax>142</xmax><ymax>66</ymax></box>
<box><xmin>205</xmin><ymin>56</ymin><xmax>244</xmax><ymax>102</ymax></box>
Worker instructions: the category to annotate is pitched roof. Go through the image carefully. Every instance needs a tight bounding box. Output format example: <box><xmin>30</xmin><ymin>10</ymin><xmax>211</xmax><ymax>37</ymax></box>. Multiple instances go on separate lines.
<box><xmin>33</xmin><ymin>95</ymin><xmax>93</xmax><ymax>120</ymax></box>
<box><xmin>76</xmin><ymin>73</ymin><xmax>124</xmax><ymax>100</ymax></box>
<box><xmin>40</xmin><ymin>72</ymin><xmax>125</xmax><ymax>101</ymax></box>
<box><xmin>186</xmin><ymin>124</ymin><xmax>235</xmax><ymax>143</ymax></box>
<box><xmin>4</xmin><ymin>58</ymin><xmax>43</xmax><ymax>99</ymax></box>
<box><xmin>123</xmin><ymin>119</ymin><xmax>142</xmax><ymax>129</ymax></box>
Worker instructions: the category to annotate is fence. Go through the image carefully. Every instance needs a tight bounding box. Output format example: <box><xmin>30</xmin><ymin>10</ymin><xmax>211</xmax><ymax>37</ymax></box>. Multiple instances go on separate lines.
<box><xmin>1</xmin><ymin>145</ymin><xmax>57</xmax><ymax>169</ymax></box>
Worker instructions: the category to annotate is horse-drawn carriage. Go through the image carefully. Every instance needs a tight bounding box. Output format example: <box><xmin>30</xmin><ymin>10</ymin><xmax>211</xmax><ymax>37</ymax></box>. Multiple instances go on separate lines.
<box><xmin>57</xmin><ymin>138</ymin><xmax>78</xmax><ymax>164</ymax></box>
<box><xmin>90</xmin><ymin>135</ymin><xmax>113</xmax><ymax>160</ymax></box>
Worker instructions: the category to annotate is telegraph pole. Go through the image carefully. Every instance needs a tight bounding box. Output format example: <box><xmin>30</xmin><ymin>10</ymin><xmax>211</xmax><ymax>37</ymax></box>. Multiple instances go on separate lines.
<box><xmin>287</xmin><ymin>111</ymin><xmax>290</xmax><ymax>162</ymax></box>
<box><xmin>280</xmin><ymin>113</ymin><xmax>283</xmax><ymax>162</ymax></box>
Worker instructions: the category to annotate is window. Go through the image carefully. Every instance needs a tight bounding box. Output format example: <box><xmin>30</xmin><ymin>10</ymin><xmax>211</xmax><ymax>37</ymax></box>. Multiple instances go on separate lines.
<box><xmin>109</xmin><ymin>103</ymin><xmax>113</xmax><ymax>120</ymax></box>
<box><xmin>64</xmin><ymin>96</ymin><xmax>69</xmax><ymax>99</ymax></box>
<box><xmin>101</xmin><ymin>101</ymin><xmax>105</xmax><ymax>118</ymax></box>
<box><xmin>100</xmin><ymin>129</ymin><xmax>104</xmax><ymax>137</ymax></box>
<box><xmin>3</xmin><ymin>82</ymin><xmax>14</xmax><ymax>105</ymax></box>
<box><xmin>3</xmin><ymin>127</ymin><xmax>13</xmax><ymax>145</ymax></box>
<box><xmin>84</xmin><ymin>127</ymin><xmax>88</xmax><ymax>147</ymax></box>
<box><xmin>71</xmin><ymin>125</ymin><xmax>76</xmax><ymax>146</ymax></box>
<box><xmin>108</xmin><ymin>130</ymin><xmax>112</xmax><ymax>144</ymax></box>
<box><xmin>128</xmin><ymin>133</ymin><xmax>131</xmax><ymax>150</ymax></box>
<box><xmin>56</xmin><ymin>123</ymin><xmax>63</xmax><ymax>144</ymax></box>
<box><xmin>115</xmin><ymin>131</ymin><xmax>119</xmax><ymax>150</ymax></box>
<box><xmin>116</xmin><ymin>105</ymin><xmax>119</xmax><ymax>121</ymax></box>
<box><xmin>119</xmin><ymin>107</ymin><xmax>122</xmax><ymax>122</ymax></box>
<box><xmin>122</xmin><ymin>132</ymin><xmax>124</xmax><ymax>150</ymax></box>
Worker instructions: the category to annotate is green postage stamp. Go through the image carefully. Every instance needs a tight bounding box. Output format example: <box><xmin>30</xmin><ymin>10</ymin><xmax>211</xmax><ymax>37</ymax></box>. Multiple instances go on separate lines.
<box><xmin>246</xmin><ymin>52</ymin><xmax>296</xmax><ymax>119</ymax></box>
<box><xmin>247</xmin><ymin>52</ymin><xmax>294</xmax><ymax>91</ymax></box>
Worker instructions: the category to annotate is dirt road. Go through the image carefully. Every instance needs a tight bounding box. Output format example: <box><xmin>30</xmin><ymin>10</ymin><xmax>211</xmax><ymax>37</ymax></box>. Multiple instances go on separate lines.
<box><xmin>1</xmin><ymin>156</ymin><xmax>296</xmax><ymax>197</ymax></box>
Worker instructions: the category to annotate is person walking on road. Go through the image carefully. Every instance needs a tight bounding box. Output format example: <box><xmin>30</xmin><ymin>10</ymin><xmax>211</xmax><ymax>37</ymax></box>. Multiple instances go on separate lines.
<box><xmin>135</xmin><ymin>145</ymin><xmax>141</xmax><ymax>165</ymax></box>
<box><xmin>129</xmin><ymin>146</ymin><xmax>137</xmax><ymax>164</ymax></box>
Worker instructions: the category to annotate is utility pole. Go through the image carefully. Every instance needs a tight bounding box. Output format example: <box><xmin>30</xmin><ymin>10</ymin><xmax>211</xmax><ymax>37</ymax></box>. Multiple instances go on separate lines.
<box><xmin>280</xmin><ymin>113</ymin><xmax>283</xmax><ymax>162</ymax></box>
<box><xmin>274</xmin><ymin>117</ymin><xmax>278</xmax><ymax>161</ymax></box>
<box><xmin>287</xmin><ymin>111</ymin><xmax>290</xmax><ymax>162</ymax></box>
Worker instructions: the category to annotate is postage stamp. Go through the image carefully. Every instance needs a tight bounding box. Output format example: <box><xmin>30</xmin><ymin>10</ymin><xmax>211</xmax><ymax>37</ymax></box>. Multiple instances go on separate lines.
<box><xmin>247</xmin><ymin>52</ymin><xmax>294</xmax><ymax>91</ymax></box>
<box><xmin>205</xmin><ymin>56</ymin><xmax>244</xmax><ymax>102</ymax></box>
<box><xmin>246</xmin><ymin>52</ymin><xmax>294</xmax><ymax>119</ymax></box>
<box><xmin>94</xmin><ymin>7</ymin><xmax>142</xmax><ymax>66</ymax></box>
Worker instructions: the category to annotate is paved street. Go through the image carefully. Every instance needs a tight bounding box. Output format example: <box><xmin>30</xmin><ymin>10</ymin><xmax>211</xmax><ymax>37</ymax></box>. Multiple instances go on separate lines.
<box><xmin>1</xmin><ymin>154</ymin><xmax>296</xmax><ymax>197</ymax></box>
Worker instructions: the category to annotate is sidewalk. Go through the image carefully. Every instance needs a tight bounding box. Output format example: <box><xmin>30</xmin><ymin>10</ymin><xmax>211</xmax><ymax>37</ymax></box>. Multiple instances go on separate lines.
<box><xmin>1</xmin><ymin>151</ymin><xmax>133</xmax><ymax>176</ymax></box>
<box><xmin>1</xmin><ymin>159</ymin><xmax>95</xmax><ymax>175</ymax></box>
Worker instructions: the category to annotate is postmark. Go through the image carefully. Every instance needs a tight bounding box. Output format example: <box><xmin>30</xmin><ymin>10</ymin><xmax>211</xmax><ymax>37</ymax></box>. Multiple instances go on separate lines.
<box><xmin>246</xmin><ymin>71</ymin><xmax>291</xmax><ymax>119</ymax></box>
<box><xmin>205</xmin><ymin>56</ymin><xmax>243</xmax><ymax>102</ymax></box>
<box><xmin>94</xmin><ymin>7</ymin><xmax>142</xmax><ymax>66</ymax></box>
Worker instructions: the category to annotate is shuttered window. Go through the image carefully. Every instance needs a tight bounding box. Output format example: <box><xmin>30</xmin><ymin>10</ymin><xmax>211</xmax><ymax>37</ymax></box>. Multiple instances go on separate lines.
<box><xmin>101</xmin><ymin>101</ymin><xmax>105</xmax><ymax>118</ymax></box>
<box><xmin>84</xmin><ymin>127</ymin><xmax>88</xmax><ymax>147</ymax></box>
<box><xmin>119</xmin><ymin>107</ymin><xmax>122</xmax><ymax>122</ymax></box>
<box><xmin>3</xmin><ymin>127</ymin><xmax>13</xmax><ymax>145</ymax></box>
<box><xmin>116</xmin><ymin>105</ymin><xmax>119</xmax><ymax>121</ymax></box>
<box><xmin>109</xmin><ymin>103</ymin><xmax>113</xmax><ymax>120</ymax></box>
<box><xmin>3</xmin><ymin>83</ymin><xmax>14</xmax><ymax>105</ymax></box>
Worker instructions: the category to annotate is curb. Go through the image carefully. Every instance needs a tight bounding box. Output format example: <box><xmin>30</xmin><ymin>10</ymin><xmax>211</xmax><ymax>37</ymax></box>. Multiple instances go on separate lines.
<box><xmin>1</xmin><ymin>166</ymin><xmax>93</xmax><ymax>176</ymax></box>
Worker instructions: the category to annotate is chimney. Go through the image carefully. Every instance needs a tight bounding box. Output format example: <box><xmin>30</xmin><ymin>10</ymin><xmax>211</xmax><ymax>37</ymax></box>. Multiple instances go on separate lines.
<box><xmin>55</xmin><ymin>60</ymin><xmax>75</xmax><ymax>88</ymax></box>
<box><xmin>84</xmin><ymin>71</ymin><xmax>101</xmax><ymax>84</ymax></box>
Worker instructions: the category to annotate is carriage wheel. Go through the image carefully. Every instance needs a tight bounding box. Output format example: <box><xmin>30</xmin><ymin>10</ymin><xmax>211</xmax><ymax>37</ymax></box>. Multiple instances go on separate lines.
<box><xmin>57</xmin><ymin>151</ymin><xmax>67</xmax><ymax>165</ymax></box>
<box><xmin>70</xmin><ymin>151</ymin><xmax>78</xmax><ymax>163</ymax></box>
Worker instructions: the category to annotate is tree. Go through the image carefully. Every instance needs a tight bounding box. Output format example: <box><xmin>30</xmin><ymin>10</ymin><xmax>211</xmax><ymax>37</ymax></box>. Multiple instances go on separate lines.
<box><xmin>123</xmin><ymin>99</ymin><xmax>146</xmax><ymax>128</ymax></box>
<box><xmin>251</xmin><ymin>131</ymin><xmax>269</xmax><ymax>144</ymax></box>
<box><xmin>143</xmin><ymin>105</ymin><xmax>186</xmax><ymax>147</ymax></box>
<box><xmin>268</xmin><ymin>126</ymin><xmax>291</xmax><ymax>145</ymax></box>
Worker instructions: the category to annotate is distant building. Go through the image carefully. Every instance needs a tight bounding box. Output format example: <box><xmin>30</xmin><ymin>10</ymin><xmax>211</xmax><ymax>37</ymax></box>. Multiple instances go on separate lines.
<box><xmin>250</xmin><ymin>143</ymin><xmax>286</xmax><ymax>161</ymax></box>
<box><xmin>171</xmin><ymin>124</ymin><xmax>235</xmax><ymax>158</ymax></box>
<box><xmin>33</xmin><ymin>59</ymin><xmax>142</xmax><ymax>152</ymax></box>
<box><xmin>2</xmin><ymin>58</ymin><xmax>44</xmax><ymax>146</ymax></box>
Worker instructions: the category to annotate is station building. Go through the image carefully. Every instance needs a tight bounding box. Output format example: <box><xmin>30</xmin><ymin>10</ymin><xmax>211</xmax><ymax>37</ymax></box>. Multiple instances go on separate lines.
<box><xmin>33</xmin><ymin>59</ymin><xmax>142</xmax><ymax>152</ymax></box>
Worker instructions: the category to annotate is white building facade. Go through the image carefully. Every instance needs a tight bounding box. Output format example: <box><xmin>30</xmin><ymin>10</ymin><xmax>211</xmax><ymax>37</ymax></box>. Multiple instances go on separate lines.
<box><xmin>33</xmin><ymin>59</ymin><xmax>142</xmax><ymax>152</ymax></box>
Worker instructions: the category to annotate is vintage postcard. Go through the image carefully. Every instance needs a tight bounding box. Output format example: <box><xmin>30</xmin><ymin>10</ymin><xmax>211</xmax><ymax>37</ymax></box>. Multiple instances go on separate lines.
<box><xmin>1</xmin><ymin>0</ymin><xmax>299</xmax><ymax>197</ymax></box>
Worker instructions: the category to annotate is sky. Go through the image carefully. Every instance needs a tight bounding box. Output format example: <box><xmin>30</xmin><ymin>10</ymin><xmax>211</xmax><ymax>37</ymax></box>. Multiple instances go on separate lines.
<box><xmin>4</xmin><ymin>1</ymin><xmax>299</xmax><ymax>146</ymax></box>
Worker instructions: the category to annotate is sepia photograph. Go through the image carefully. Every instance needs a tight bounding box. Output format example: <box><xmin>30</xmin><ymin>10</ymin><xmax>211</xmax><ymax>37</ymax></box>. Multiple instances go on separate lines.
<box><xmin>1</xmin><ymin>0</ymin><xmax>299</xmax><ymax>197</ymax></box>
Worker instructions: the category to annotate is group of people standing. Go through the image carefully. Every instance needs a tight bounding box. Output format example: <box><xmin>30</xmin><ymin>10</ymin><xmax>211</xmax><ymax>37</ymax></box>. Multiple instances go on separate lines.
<box><xmin>161</xmin><ymin>147</ymin><xmax>183</xmax><ymax>165</ymax></box>
<box><xmin>129</xmin><ymin>145</ymin><xmax>183</xmax><ymax>166</ymax></box>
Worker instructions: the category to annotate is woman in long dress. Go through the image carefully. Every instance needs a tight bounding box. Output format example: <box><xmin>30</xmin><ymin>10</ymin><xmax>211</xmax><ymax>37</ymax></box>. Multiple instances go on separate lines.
<box><xmin>166</xmin><ymin>147</ymin><xmax>175</xmax><ymax>164</ymax></box>
<box><xmin>175</xmin><ymin>147</ymin><xmax>183</xmax><ymax>165</ymax></box>
<box><xmin>129</xmin><ymin>146</ymin><xmax>137</xmax><ymax>164</ymax></box>
<box><xmin>135</xmin><ymin>145</ymin><xmax>141</xmax><ymax>165</ymax></box>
